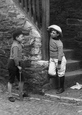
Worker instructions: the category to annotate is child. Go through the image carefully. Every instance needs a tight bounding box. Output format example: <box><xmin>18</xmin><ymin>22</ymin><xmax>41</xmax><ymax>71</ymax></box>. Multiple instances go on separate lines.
<box><xmin>47</xmin><ymin>25</ymin><xmax>67</xmax><ymax>94</ymax></box>
<box><xmin>7</xmin><ymin>29</ymin><xmax>28</xmax><ymax>102</ymax></box>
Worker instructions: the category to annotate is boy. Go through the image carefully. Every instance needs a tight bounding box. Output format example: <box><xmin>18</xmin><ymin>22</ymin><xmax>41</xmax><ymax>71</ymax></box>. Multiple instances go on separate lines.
<box><xmin>8</xmin><ymin>29</ymin><xmax>28</xmax><ymax>102</ymax></box>
<box><xmin>47</xmin><ymin>25</ymin><xmax>67</xmax><ymax>94</ymax></box>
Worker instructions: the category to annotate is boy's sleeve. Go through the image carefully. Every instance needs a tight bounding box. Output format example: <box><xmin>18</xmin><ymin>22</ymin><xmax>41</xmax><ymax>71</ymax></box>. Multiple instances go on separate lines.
<box><xmin>12</xmin><ymin>46</ymin><xmax>19</xmax><ymax>66</ymax></box>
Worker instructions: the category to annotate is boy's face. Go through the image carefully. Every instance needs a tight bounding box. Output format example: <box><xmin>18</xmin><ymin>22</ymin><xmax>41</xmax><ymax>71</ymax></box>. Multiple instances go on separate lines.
<box><xmin>50</xmin><ymin>30</ymin><xmax>59</xmax><ymax>38</ymax></box>
<box><xmin>16</xmin><ymin>34</ymin><xmax>24</xmax><ymax>43</ymax></box>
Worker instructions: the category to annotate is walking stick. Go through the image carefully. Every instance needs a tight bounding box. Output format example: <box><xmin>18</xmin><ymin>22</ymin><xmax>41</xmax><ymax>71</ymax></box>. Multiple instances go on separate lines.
<box><xmin>19</xmin><ymin>69</ymin><xmax>23</xmax><ymax>101</ymax></box>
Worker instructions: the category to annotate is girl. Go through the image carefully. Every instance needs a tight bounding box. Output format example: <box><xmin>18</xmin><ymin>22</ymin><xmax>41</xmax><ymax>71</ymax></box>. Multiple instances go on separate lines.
<box><xmin>47</xmin><ymin>25</ymin><xmax>67</xmax><ymax>94</ymax></box>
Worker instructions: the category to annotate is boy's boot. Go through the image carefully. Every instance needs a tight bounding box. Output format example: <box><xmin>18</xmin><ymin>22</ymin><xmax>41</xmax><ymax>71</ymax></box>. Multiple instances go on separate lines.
<box><xmin>56</xmin><ymin>76</ymin><xmax>65</xmax><ymax>94</ymax></box>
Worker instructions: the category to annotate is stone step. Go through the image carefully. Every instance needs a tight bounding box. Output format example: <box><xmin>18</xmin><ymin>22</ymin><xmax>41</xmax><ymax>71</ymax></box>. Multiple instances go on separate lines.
<box><xmin>66</xmin><ymin>69</ymin><xmax>82</xmax><ymax>77</ymax></box>
<box><xmin>66</xmin><ymin>60</ymin><xmax>81</xmax><ymax>72</ymax></box>
<box><xmin>43</xmin><ymin>69</ymin><xmax>82</xmax><ymax>91</ymax></box>
<box><xmin>64</xmin><ymin>49</ymin><xmax>74</xmax><ymax>60</ymax></box>
<box><xmin>65</xmin><ymin>69</ymin><xmax>82</xmax><ymax>88</ymax></box>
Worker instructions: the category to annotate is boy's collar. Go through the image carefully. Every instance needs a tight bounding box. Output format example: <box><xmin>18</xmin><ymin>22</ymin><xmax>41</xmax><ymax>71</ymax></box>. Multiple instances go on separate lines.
<box><xmin>14</xmin><ymin>40</ymin><xmax>21</xmax><ymax>44</ymax></box>
<box><xmin>52</xmin><ymin>37</ymin><xmax>60</xmax><ymax>40</ymax></box>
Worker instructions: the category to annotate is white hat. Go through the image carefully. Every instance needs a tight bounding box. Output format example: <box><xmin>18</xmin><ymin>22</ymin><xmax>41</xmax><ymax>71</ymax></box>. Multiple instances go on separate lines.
<box><xmin>47</xmin><ymin>25</ymin><xmax>62</xmax><ymax>34</ymax></box>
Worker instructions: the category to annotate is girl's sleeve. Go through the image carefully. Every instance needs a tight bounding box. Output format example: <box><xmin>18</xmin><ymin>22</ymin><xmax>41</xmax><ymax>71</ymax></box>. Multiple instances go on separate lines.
<box><xmin>12</xmin><ymin>46</ymin><xmax>19</xmax><ymax>66</ymax></box>
<box><xmin>58</xmin><ymin>44</ymin><xmax>63</xmax><ymax>62</ymax></box>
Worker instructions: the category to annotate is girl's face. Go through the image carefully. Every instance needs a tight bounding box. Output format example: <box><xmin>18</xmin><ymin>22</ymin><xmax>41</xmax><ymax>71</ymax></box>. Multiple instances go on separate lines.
<box><xmin>50</xmin><ymin>30</ymin><xmax>59</xmax><ymax>38</ymax></box>
<box><xmin>16</xmin><ymin>34</ymin><xmax>24</xmax><ymax>43</ymax></box>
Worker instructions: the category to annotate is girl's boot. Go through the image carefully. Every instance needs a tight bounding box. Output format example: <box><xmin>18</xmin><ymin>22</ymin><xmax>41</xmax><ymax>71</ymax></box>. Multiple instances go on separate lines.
<box><xmin>56</xmin><ymin>76</ymin><xmax>65</xmax><ymax>94</ymax></box>
<box><xmin>54</xmin><ymin>74</ymin><xmax>59</xmax><ymax>89</ymax></box>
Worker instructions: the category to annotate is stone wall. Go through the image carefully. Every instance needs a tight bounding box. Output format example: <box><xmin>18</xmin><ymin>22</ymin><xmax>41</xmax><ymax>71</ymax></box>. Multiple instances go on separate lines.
<box><xmin>50</xmin><ymin>0</ymin><xmax>82</xmax><ymax>59</ymax></box>
<box><xmin>0</xmin><ymin>0</ymin><xmax>48</xmax><ymax>91</ymax></box>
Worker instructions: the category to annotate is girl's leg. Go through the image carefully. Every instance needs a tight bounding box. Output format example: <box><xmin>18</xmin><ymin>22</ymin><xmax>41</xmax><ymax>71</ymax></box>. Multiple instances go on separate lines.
<box><xmin>60</xmin><ymin>76</ymin><xmax>65</xmax><ymax>90</ymax></box>
<box><xmin>54</xmin><ymin>73</ymin><xmax>59</xmax><ymax>89</ymax></box>
<box><xmin>56</xmin><ymin>76</ymin><xmax>65</xmax><ymax>94</ymax></box>
<box><xmin>56</xmin><ymin>56</ymin><xmax>66</xmax><ymax>94</ymax></box>
<box><xmin>48</xmin><ymin>58</ymin><xmax>60</xmax><ymax>90</ymax></box>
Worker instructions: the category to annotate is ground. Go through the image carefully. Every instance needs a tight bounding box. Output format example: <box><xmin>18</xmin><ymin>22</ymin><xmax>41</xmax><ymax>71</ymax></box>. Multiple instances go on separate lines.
<box><xmin>0</xmin><ymin>82</ymin><xmax>82</xmax><ymax>115</ymax></box>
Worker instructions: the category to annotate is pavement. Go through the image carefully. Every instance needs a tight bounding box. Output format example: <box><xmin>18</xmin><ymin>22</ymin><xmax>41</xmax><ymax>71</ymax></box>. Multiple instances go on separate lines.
<box><xmin>0</xmin><ymin>92</ymin><xmax>81</xmax><ymax>115</ymax></box>
<box><xmin>0</xmin><ymin>87</ymin><xmax>82</xmax><ymax>115</ymax></box>
<box><xmin>35</xmin><ymin>74</ymin><xmax>82</xmax><ymax>109</ymax></box>
<box><xmin>0</xmin><ymin>79</ymin><xmax>82</xmax><ymax>115</ymax></box>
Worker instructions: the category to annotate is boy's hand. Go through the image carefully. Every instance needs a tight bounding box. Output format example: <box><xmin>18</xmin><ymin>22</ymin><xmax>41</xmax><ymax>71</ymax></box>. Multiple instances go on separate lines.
<box><xmin>18</xmin><ymin>66</ymin><xmax>22</xmax><ymax>70</ymax></box>
<box><xmin>57</xmin><ymin>64</ymin><xmax>61</xmax><ymax>70</ymax></box>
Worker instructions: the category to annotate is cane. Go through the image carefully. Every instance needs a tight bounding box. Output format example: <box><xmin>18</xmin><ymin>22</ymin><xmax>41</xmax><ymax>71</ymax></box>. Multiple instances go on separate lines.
<box><xmin>19</xmin><ymin>69</ymin><xmax>23</xmax><ymax>101</ymax></box>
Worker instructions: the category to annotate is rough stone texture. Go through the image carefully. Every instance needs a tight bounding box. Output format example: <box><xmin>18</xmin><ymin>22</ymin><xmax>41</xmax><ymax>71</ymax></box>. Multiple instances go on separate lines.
<box><xmin>0</xmin><ymin>0</ymin><xmax>48</xmax><ymax>91</ymax></box>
